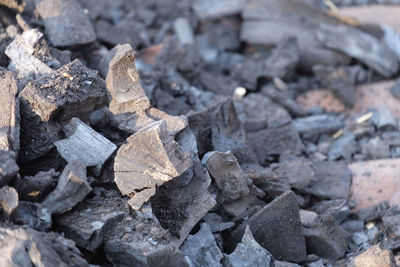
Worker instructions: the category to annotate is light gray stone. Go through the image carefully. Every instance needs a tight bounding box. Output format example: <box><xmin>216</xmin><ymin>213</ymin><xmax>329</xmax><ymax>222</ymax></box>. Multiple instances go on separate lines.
<box><xmin>223</xmin><ymin>226</ymin><xmax>274</xmax><ymax>267</ymax></box>
<box><xmin>181</xmin><ymin>223</ymin><xmax>223</xmax><ymax>267</ymax></box>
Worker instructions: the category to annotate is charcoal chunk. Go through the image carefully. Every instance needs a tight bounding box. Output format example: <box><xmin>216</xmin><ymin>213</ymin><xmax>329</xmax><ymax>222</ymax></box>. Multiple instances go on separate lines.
<box><xmin>104</xmin><ymin>212</ymin><xmax>189</xmax><ymax>267</ymax></box>
<box><xmin>202</xmin><ymin>213</ymin><xmax>234</xmax><ymax>233</ymax></box>
<box><xmin>105</xmin><ymin>44</ymin><xmax>187</xmax><ymax>134</ymax></box>
<box><xmin>358</xmin><ymin>201</ymin><xmax>390</xmax><ymax>222</ymax></box>
<box><xmin>203</xmin><ymin>151</ymin><xmax>251</xmax><ymax>203</ymax></box>
<box><xmin>274</xmin><ymin>158</ymin><xmax>315</xmax><ymax>190</ymax></box>
<box><xmin>189</xmin><ymin>98</ymin><xmax>254</xmax><ymax>163</ymax></box>
<box><xmin>304</xmin><ymin>224</ymin><xmax>348</xmax><ymax>260</ymax></box>
<box><xmin>5</xmin><ymin>29</ymin><xmax>53</xmax><ymax>78</ymax></box>
<box><xmin>192</xmin><ymin>0</ymin><xmax>246</xmax><ymax>20</ymax></box>
<box><xmin>181</xmin><ymin>223</ymin><xmax>223</xmax><ymax>267</ymax></box>
<box><xmin>114</xmin><ymin>120</ymin><xmax>192</xmax><ymax>210</ymax></box>
<box><xmin>95</xmin><ymin>20</ymin><xmax>144</xmax><ymax>50</ymax></box>
<box><xmin>35</xmin><ymin>0</ymin><xmax>96</xmax><ymax>46</ymax></box>
<box><xmin>313</xmin><ymin>65</ymin><xmax>364</xmax><ymax>107</ymax></box>
<box><xmin>235</xmin><ymin>93</ymin><xmax>291</xmax><ymax>132</ymax></box>
<box><xmin>293</xmin><ymin>114</ymin><xmax>343</xmax><ymax>136</ymax></box>
<box><xmin>304</xmin><ymin>161</ymin><xmax>351</xmax><ymax>199</ymax></box>
<box><xmin>55</xmin><ymin>195</ymin><xmax>126</xmax><ymax>252</ymax></box>
<box><xmin>0</xmin><ymin>71</ymin><xmax>19</xmax><ymax>152</ymax></box>
<box><xmin>157</xmin><ymin>37</ymin><xmax>203</xmax><ymax>76</ymax></box>
<box><xmin>316</xmin><ymin>23</ymin><xmax>399</xmax><ymax>78</ymax></box>
<box><xmin>382</xmin><ymin>215</ymin><xmax>400</xmax><ymax>237</ymax></box>
<box><xmin>0</xmin><ymin>224</ymin><xmax>89</xmax><ymax>266</ymax></box>
<box><xmin>16</xmin><ymin>169</ymin><xmax>58</xmax><ymax>202</ymax></box>
<box><xmin>19</xmin><ymin>59</ymin><xmax>108</xmax><ymax>162</ymax></box>
<box><xmin>173</xmin><ymin>17</ymin><xmax>194</xmax><ymax>45</ymax></box>
<box><xmin>41</xmin><ymin>161</ymin><xmax>91</xmax><ymax>215</ymax></box>
<box><xmin>361</xmin><ymin>137</ymin><xmax>390</xmax><ymax>160</ymax></box>
<box><xmin>13</xmin><ymin>201</ymin><xmax>51</xmax><ymax>231</ymax></box>
<box><xmin>0</xmin><ymin>150</ymin><xmax>18</xmax><ymax>186</ymax></box>
<box><xmin>377</xmin><ymin>106</ymin><xmax>398</xmax><ymax>130</ymax></box>
<box><xmin>223</xmin><ymin>226</ymin><xmax>274</xmax><ymax>267</ymax></box>
<box><xmin>247</xmin><ymin>123</ymin><xmax>302</xmax><ymax>165</ymax></box>
<box><xmin>54</xmin><ymin>117</ymin><xmax>117</xmax><ymax>174</ymax></box>
<box><xmin>199</xmin><ymin>71</ymin><xmax>239</xmax><ymax>96</ymax></box>
<box><xmin>328</xmin><ymin>132</ymin><xmax>356</xmax><ymax>161</ymax></box>
<box><xmin>229</xmin><ymin>191</ymin><xmax>307</xmax><ymax>263</ymax></box>
<box><xmin>151</xmin><ymin>158</ymin><xmax>216</xmax><ymax>241</ymax></box>
<box><xmin>261</xmin><ymin>85</ymin><xmax>305</xmax><ymax>117</ymax></box>
<box><xmin>0</xmin><ymin>186</ymin><xmax>18</xmax><ymax>220</ymax></box>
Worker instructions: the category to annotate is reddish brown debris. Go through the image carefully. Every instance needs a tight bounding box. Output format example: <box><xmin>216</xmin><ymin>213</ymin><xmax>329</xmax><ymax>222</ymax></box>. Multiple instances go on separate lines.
<box><xmin>349</xmin><ymin>158</ymin><xmax>400</xmax><ymax>212</ymax></box>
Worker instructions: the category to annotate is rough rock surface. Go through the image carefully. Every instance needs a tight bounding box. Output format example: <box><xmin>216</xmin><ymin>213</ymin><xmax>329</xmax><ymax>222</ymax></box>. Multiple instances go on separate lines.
<box><xmin>353</xmin><ymin>245</ymin><xmax>396</xmax><ymax>267</ymax></box>
<box><xmin>104</xmin><ymin>210</ymin><xmax>190</xmax><ymax>267</ymax></box>
<box><xmin>0</xmin><ymin>224</ymin><xmax>89</xmax><ymax>267</ymax></box>
<box><xmin>181</xmin><ymin>223</ymin><xmax>223</xmax><ymax>267</ymax></box>
<box><xmin>229</xmin><ymin>191</ymin><xmax>307</xmax><ymax>263</ymax></box>
<box><xmin>55</xmin><ymin>194</ymin><xmax>126</xmax><ymax>252</ymax></box>
<box><xmin>35</xmin><ymin>0</ymin><xmax>96</xmax><ymax>46</ymax></box>
<box><xmin>41</xmin><ymin>161</ymin><xmax>91</xmax><ymax>215</ymax></box>
<box><xmin>114</xmin><ymin>120</ymin><xmax>192</xmax><ymax>210</ymax></box>
<box><xmin>224</xmin><ymin>225</ymin><xmax>275</xmax><ymax>267</ymax></box>
<box><xmin>203</xmin><ymin>151</ymin><xmax>251</xmax><ymax>203</ymax></box>
<box><xmin>19</xmin><ymin>59</ymin><xmax>108</xmax><ymax>162</ymax></box>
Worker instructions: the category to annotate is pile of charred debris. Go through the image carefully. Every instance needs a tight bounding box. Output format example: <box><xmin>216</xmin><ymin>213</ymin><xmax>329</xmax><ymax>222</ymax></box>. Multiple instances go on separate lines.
<box><xmin>2</xmin><ymin>0</ymin><xmax>400</xmax><ymax>266</ymax></box>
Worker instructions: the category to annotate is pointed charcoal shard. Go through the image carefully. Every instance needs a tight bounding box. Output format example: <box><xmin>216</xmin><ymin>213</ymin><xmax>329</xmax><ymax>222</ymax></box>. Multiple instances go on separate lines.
<box><xmin>224</xmin><ymin>226</ymin><xmax>275</xmax><ymax>267</ymax></box>
<box><xmin>203</xmin><ymin>151</ymin><xmax>251</xmax><ymax>203</ymax></box>
<box><xmin>35</xmin><ymin>0</ymin><xmax>96</xmax><ymax>47</ymax></box>
<box><xmin>54</xmin><ymin>117</ymin><xmax>117</xmax><ymax>174</ymax></box>
<box><xmin>189</xmin><ymin>98</ymin><xmax>255</xmax><ymax>164</ymax></box>
<box><xmin>106</xmin><ymin>44</ymin><xmax>150</xmax><ymax>115</ymax></box>
<box><xmin>228</xmin><ymin>191</ymin><xmax>307</xmax><ymax>263</ymax></box>
<box><xmin>105</xmin><ymin>44</ymin><xmax>188</xmax><ymax>135</ymax></box>
<box><xmin>0</xmin><ymin>186</ymin><xmax>18</xmax><ymax>220</ymax></box>
<box><xmin>181</xmin><ymin>223</ymin><xmax>223</xmax><ymax>267</ymax></box>
<box><xmin>114</xmin><ymin>120</ymin><xmax>192</xmax><ymax>210</ymax></box>
<box><xmin>41</xmin><ymin>161</ymin><xmax>91</xmax><ymax>215</ymax></box>
<box><xmin>151</xmin><ymin>158</ymin><xmax>216</xmax><ymax>242</ymax></box>
<box><xmin>0</xmin><ymin>71</ymin><xmax>20</xmax><ymax>153</ymax></box>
